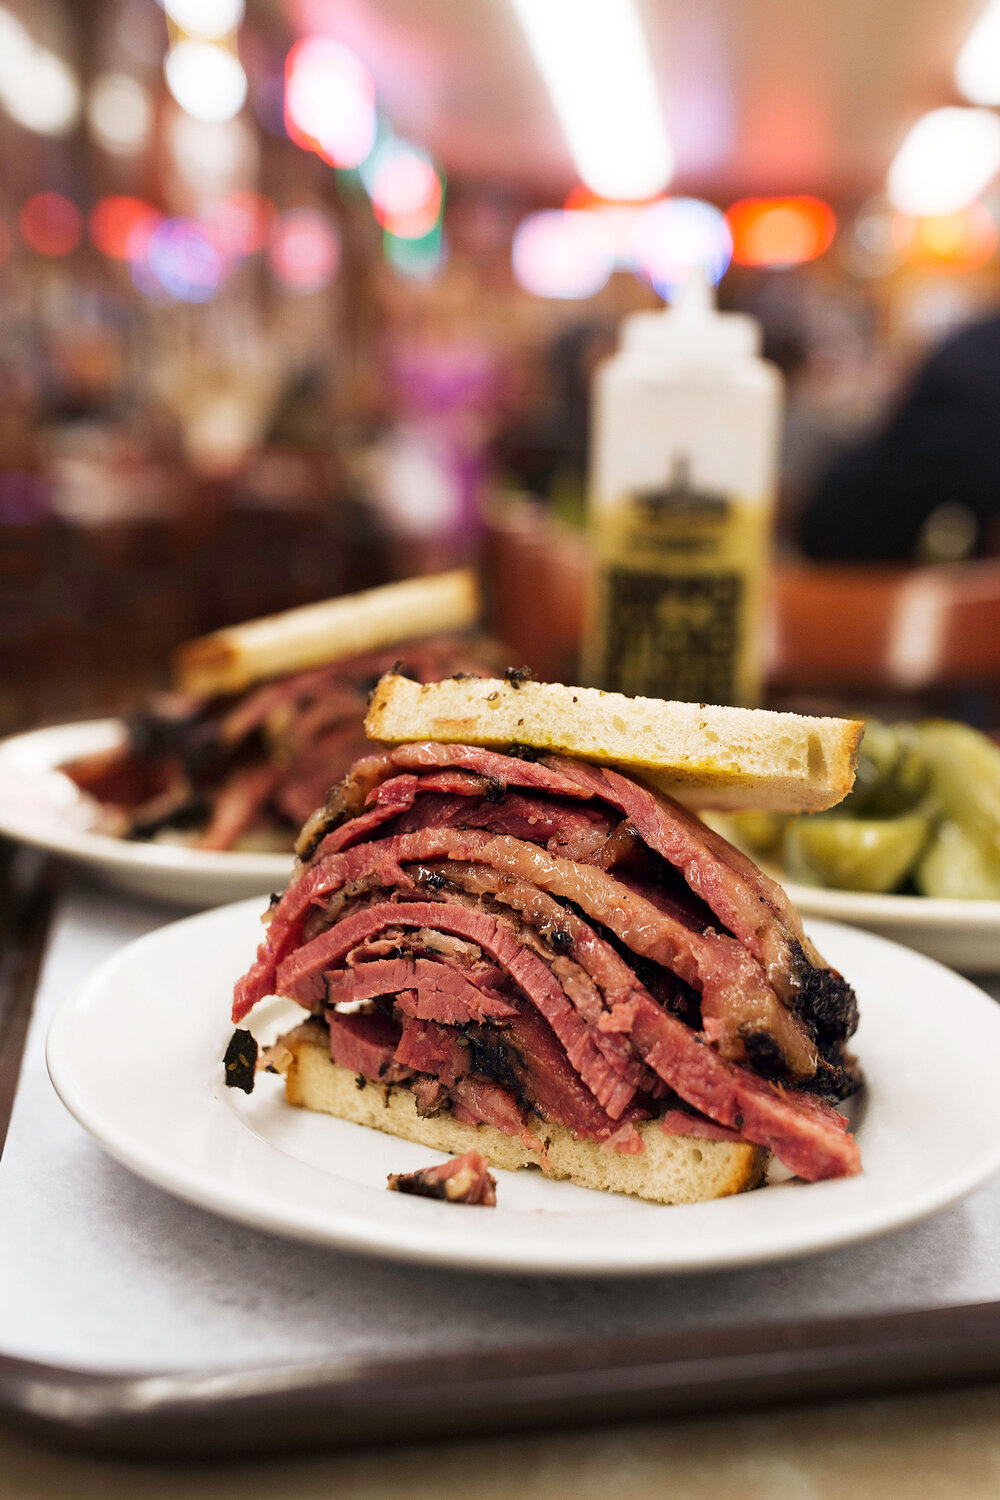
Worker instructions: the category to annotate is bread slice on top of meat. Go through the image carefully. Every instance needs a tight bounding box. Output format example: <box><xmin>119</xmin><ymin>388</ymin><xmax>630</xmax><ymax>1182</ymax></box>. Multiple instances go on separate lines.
<box><xmin>364</xmin><ymin>672</ymin><xmax>862</xmax><ymax>814</ymax></box>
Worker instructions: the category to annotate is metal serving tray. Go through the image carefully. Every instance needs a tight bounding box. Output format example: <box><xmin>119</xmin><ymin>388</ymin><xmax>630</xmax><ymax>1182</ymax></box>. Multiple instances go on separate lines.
<box><xmin>4</xmin><ymin>846</ymin><xmax>1000</xmax><ymax>1460</ymax></box>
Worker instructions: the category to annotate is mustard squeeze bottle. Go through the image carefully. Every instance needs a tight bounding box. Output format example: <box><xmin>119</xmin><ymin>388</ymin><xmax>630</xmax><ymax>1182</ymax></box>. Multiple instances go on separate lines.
<box><xmin>582</xmin><ymin>273</ymin><xmax>782</xmax><ymax>707</ymax></box>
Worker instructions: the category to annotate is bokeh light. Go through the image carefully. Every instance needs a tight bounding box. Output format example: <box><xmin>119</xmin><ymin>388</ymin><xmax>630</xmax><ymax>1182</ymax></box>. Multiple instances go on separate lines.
<box><xmin>511</xmin><ymin>209</ymin><xmax>614</xmax><ymax>299</ymax></box>
<box><xmin>160</xmin><ymin>0</ymin><xmax>245</xmax><ymax>40</ymax></box>
<box><xmin>141</xmin><ymin>218</ymin><xmax>226</xmax><ymax>301</ymax></box>
<box><xmin>89</xmin><ymin>196</ymin><xmax>162</xmax><ymax>260</ymax></box>
<box><xmin>165</xmin><ymin>40</ymin><xmax>247</xmax><ymax>124</ymax></box>
<box><xmin>87</xmin><ymin>73</ymin><xmax>153</xmax><ymax>156</ymax></box>
<box><xmin>268</xmin><ymin>208</ymin><xmax>340</xmax><ymax>293</ymax></box>
<box><xmin>19</xmin><ymin>194</ymin><xmax>82</xmax><ymax>256</ymax></box>
<box><xmin>727</xmin><ymin>195</ymin><xmax>837</xmax><ymax>267</ymax></box>
<box><xmin>629</xmin><ymin>197</ymin><xmax>732</xmax><ymax>296</ymax></box>
<box><xmin>369</xmin><ymin>143</ymin><xmax>442</xmax><ymax>238</ymax></box>
<box><xmin>509</xmin><ymin>0</ymin><xmax>673</xmax><ymax>201</ymax></box>
<box><xmin>956</xmin><ymin>0</ymin><xmax>1000</xmax><ymax>105</ymax></box>
<box><xmin>1</xmin><ymin>39</ymin><xmax>80</xmax><ymax>137</ymax></box>
<box><xmin>203</xmin><ymin>191</ymin><xmax>276</xmax><ymax>258</ymax></box>
<box><xmin>0</xmin><ymin>6</ymin><xmax>30</xmax><ymax>89</ymax></box>
<box><xmin>284</xmin><ymin>38</ymin><xmax>376</xmax><ymax>169</ymax></box>
<box><xmin>887</xmin><ymin>108</ymin><xmax>1000</xmax><ymax>217</ymax></box>
<box><xmin>896</xmin><ymin>203</ymin><xmax>998</xmax><ymax>272</ymax></box>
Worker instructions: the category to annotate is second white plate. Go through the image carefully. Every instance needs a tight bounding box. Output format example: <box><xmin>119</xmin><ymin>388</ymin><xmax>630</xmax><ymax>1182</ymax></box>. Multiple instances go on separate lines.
<box><xmin>45</xmin><ymin>902</ymin><xmax>1000</xmax><ymax>1276</ymax></box>
<box><xmin>8</xmin><ymin>719</ymin><xmax>1000</xmax><ymax>966</ymax></box>
<box><xmin>0</xmin><ymin>720</ymin><xmax>291</xmax><ymax>908</ymax></box>
<box><xmin>780</xmin><ymin>878</ymin><xmax>1000</xmax><ymax>974</ymax></box>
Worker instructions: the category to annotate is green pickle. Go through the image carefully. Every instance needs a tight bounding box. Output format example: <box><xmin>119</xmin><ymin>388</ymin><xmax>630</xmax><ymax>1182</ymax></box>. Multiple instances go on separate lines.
<box><xmin>721</xmin><ymin>716</ymin><xmax>1000</xmax><ymax>899</ymax></box>
<box><xmin>916</xmin><ymin>820</ymin><xmax>1000</xmax><ymax>900</ymax></box>
<box><xmin>916</xmin><ymin>722</ymin><xmax>1000</xmax><ymax>861</ymax></box>
<box><xmin>846</xmin><ymin>721</ymin><xmax>901</xmax><ymax>813</ymax></box>
<box><xmin>850</xmin><ymin>722</ymin><xmax>928</xmax><ymax>817</ymax></box>
<box><xmin>786</xmin><ymin>815</ymin><xmax>929</xmax><ymax>893</ymax></box>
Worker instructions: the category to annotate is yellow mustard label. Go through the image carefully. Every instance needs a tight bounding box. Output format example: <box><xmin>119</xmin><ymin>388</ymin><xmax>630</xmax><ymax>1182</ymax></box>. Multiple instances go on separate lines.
<box><xmin>582</xmin><ymin>478</ymin><xmax>771</xmax><ymax>707</ymax></box>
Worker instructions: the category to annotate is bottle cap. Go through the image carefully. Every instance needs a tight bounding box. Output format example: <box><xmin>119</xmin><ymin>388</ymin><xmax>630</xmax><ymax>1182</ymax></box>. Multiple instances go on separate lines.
<box><xmin>621</xmin><ymin>268</ymin><xmax>761</xmax><ymax>361</ymax></box>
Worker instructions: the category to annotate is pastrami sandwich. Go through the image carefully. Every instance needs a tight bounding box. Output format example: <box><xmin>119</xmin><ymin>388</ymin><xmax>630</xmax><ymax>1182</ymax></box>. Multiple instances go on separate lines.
<box><xmin>230</xmin><ymin>674</ymin><xmax>864</xmax><ymax>1204</ymax></box>
<box><xmin>64</xmin><ymin>571</ymin><xmax>505</xmax><ymax>851</ymax></box>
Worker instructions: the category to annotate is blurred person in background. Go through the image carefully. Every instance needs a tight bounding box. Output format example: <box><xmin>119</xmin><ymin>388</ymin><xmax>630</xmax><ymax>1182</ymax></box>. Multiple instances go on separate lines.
<box><xmin>800</xmin><ymin>309</ymin><xmax>1000</xmax><ymax>564</ymax></box>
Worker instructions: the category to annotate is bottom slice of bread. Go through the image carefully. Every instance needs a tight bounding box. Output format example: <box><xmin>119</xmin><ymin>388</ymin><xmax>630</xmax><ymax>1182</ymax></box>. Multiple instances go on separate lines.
<box><xmin>281</xmin><ymin>1022</ymin><xmax>769</xmax><ymax>1205</ymax></box>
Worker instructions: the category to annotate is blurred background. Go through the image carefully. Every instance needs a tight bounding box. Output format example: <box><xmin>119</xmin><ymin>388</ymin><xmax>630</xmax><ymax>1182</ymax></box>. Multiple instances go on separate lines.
<box><xmin>5</xmin><ymin>0</ymin><xmax>1000</xmax><ymax>731</ymax></box>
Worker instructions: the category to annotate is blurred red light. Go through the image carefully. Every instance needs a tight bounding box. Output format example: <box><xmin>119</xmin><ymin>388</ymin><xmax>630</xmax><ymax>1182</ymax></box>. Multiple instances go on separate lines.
<box><xmin>370</xmin><ymin>148</ymin><xmax>434</xmax><ymax>211</ymax></box>
<box><xmin>203</xmin><ymin>191</ymin><xmax>277</xmax><ymax>258</ymax></box>
<box><xmin>268</xmin><ymin>207</ymin><xmax>340</xmax><ymax>293</ymax></box>
<box><xmin>19</xmin><ymin>193</ymin><xmax>82</xmax><ymax>257</ymax></box>
<box><xmin>726</xmin><ymin>195</ymin><xmax>836</xmax><ymax>267</ymax></box>
<box><xmin>89</xmin><ymin>196</ymin><xmax>161</xmax><ymax>260</ymax></box>
<box><xmin>381</xmin><ymin>197</ymin><xmax>442</xmax><ymax>239</ymax></box>
<box><xmin>368</xmin><ymin>143</ymin><xmax>443</xmax><ymax>238</ymax></box>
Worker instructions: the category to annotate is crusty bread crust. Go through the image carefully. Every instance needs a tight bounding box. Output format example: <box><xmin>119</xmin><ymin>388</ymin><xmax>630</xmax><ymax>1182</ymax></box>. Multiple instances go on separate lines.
<box><xmin>281</xmin><ymin>1022</ymin><xmax>769</xmax><ymax>1205</ymax></box>
<box><xmin>174</xmin><ymin>570</ymin><xmax>480</xmax><ymax>697</ymax></box>
<box><xmin>364</xmin><ymin>673</ymin><xmax>862</xmax><ymax>814</ymax></box>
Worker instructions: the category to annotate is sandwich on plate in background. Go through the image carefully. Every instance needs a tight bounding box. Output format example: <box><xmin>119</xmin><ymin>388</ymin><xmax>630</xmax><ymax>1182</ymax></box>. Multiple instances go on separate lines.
<box><xmin>62</xmin><ymin>570</ymin><xmax>506</xmax><ymax>853</ymax></box>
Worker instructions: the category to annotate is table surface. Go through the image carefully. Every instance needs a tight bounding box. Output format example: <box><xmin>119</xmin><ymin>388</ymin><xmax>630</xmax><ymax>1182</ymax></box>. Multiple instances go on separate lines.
<box><xmin>4</xmin><ymin>1380</ymin><xmax>1000</xmax><ymax>1498</ymax></box>
<box><xmin>5</xmin><ymin>862</ymin><xmax>1000</xmax><ymax>1495</ymax></box>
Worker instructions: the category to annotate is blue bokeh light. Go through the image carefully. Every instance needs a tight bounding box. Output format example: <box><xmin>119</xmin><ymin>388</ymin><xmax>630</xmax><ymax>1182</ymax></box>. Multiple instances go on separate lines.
<box><xmin>138</xmin><ymin>218</ymin><xmax>226</xmax><ymax>302</ymax></box>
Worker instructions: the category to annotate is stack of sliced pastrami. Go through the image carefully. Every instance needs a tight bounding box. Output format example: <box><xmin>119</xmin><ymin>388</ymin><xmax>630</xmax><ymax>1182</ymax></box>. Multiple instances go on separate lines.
<box><xmin>233</xmin><ymin>744</ymin><xmax>862</xmax><ymax>1181</ymax></box>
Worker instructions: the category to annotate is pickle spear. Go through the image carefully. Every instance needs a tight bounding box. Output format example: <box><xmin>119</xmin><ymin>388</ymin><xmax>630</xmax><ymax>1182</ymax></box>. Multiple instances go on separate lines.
<box><xmin>786</xmin><ymin>815</ymin><xmax>929</xmax><ymax>893</ymax></box>
<box><xmin>916</xmin><ymin>820</ymin><xmax>1000</xmax><ymax>900</ymax></box>
<box><xmin>917</xmin><ymin>723</ymin><xmax>1000</xmax><ymax>860</ymax></box>
<box><xmin>850</xmin><ymin>721</ymin><xmax>928</xmax><ymax>817</ymax></box>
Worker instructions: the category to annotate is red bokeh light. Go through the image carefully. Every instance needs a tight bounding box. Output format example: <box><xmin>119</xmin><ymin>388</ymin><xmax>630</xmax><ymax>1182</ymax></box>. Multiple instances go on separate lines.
<box><xmin>726</xmin><ymin>195</ymin><xmax>836</xmax><ymax>267</ymax></box>
<box><xmin>89</xmin><ymin>196</ymin><xmax>162</xmax><ymax>260</ymax></box>
<box><xmin>375</xmin><ymin>175</ymin><xmax>442</xmax><ymax>239</ymax></box>
<box><xmin>370</xmin><ymin>146</ymin><xmax>441</xmax><ymax>237</ymax></box>
<box><xmin>268</xmin><ymin>207</ymin><xmax>340</xmax><ymax>293</ymax></box>
<box><xmin>19</xmin><ymin>193</ymin><xmax>82</xmax><ymax>257</ymax></box>
<box><xmin>203</xmin><ymin>191</ymin><xmax>277</xmax><ymax>259</ymax></box>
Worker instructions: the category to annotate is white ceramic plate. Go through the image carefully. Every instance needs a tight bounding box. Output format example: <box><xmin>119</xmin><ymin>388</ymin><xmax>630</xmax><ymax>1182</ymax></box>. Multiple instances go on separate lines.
<box><xmin>779</xmin><ymin>878</ymin><xmax>1000</xmax><ymax>975</ymax></box>
<box><xmin>0</xmin><ymin>720</ymin><xmax>291</xmax><ymax>908</ymax></box>
<box><xmin>46</xmin><ymin>901</ymin><xmax>1000</xmax><ymax>1276</ymax></box>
